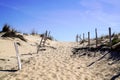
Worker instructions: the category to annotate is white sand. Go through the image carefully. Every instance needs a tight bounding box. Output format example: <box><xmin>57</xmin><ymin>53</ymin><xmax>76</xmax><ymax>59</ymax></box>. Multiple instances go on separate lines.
<box><xmin>0</xmin><ymin>35</ymin><xmax>120</xmax><ymax>80</ymax></box>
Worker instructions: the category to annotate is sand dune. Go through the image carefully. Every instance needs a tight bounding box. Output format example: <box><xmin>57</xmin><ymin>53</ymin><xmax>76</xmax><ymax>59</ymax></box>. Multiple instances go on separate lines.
<box><xmin>0</xmin><ymin>35</ymin><xmax>120</xmax><ymax>80</ymax></box>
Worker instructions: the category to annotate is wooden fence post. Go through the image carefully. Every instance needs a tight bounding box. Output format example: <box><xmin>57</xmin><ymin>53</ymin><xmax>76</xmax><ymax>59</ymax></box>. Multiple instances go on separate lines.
<box><xmin>43</xmin><ymin>32</ymin><xmax>48</xmax><ymax>47</ymax></box>
<box><xmin>88</xmin><ymin>32</ymin><xmax>90</xmax><ymax>47</ymax></box>
<box><xmin>95</xmin><ymin>28</ymin><xmax>98</xmax><ymax>48</ymax></box>
<box><xmin>82</xmin><ymin>33</ymin><xmax>85</xmax><ymax>47</ymax></box>
<box><xmin>83</xmin><ymin>33</ymin><xmax>85</xmax><ymax>41</ymax></box>
<box><xmin>45</xmin><ymin>30</ymin><xmax>48</xmax><ymax>37</ymax></box>
<box><xmin>109</xmin><ymin>27</ymin><xmax>112</xmax><ymax>48</ymax></box>
<box><xmin>14</xmin><ymin>42</ymin><xmax>21</xmax><ymax>70</ymax></box>
<box><xmin>37</xmin><ymin>31</ymin><xmax>48</xmax><ymax>53</ymax></box>
<box><xmin>48</xmin><ymin>31</ymin><xmax>51</xmax><ymax>37</ymax></box>
<box><xmin>79</xmin><ymin>34</ymin><xmax>82</xmax><ymax>43</ymax></box>
<box><xmin>37</xmin><ymin>36</ymin><xmax>44</xmax><ymax>54</ymax></box>
<box><xmin>76</xmin><ymin>34</ymin><xmax>78</xmax><ymax>42</ymax></box>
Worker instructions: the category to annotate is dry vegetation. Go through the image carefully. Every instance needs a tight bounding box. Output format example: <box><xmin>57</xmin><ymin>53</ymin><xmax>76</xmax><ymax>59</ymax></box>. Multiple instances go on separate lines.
<box><xmin>1</xmin><ymin>24</ymin><xmax>27</xmax><ymax>42</ymax></box>
<box><xmin>0</xmin><ymin>24</ymin><xmax>54</xmax><ymax>42</ymax></box>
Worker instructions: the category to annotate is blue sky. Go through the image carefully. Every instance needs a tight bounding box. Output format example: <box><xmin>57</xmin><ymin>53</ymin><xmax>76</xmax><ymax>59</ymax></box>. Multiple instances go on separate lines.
<box><xmin>0</xmin><ymin>0</ymin><xmax>120</xmax><ymax>41</ymax></box>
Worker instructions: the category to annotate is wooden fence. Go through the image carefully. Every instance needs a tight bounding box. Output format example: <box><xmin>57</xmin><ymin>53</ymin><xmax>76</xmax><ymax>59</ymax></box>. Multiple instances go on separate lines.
<box><xmin>37</xmin><ymin>31</ymin><xmax>49</xmax><ymax>53</ymax></box>
<box><xmin>13</xmin><ymin>31</ymin><xmax>49</xmax><ymax>70</ymax></box>
<box><xmin>76</xmin><ymin>27</ymin><xmax>112</xmax><ymax>48</ymax></box>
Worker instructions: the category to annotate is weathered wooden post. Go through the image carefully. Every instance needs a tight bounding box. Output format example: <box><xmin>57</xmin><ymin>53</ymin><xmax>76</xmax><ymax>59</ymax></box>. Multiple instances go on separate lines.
<box><xmin>79</xmin><ymin>34</ymin><xmax>82</xmax><ymax>43</ymax></box>
<box><xmin>43</xmin><ymin>31</ymin><xmax>48</xmax><ymax>47</ymax></box>
<box><xmin>48</xmin><ymin>31</ymin><xmax>51</xmax><ymax>38</ymax></box>
<box><xmin>45</xmin><ymin>30</ymin><xmax>48</xmax><ymax>37</ymax></box>
<box><xmin>37</xmin><ymin>31</ymin><xmax>48</xmax><ymax>53</ymax></box>
<box><xmin>37</xmin><ymin>35</ymin><xmax>44</xmax><ymax>54</ymax></box>
<box><xmin>76</xmin><ymin>34</ymin><xmax>79</xmax><ymax>42</ymax></box>
<box><xmin>83</xmin><ymin>33</ymin><xmax>85</xmax><ymax>47</ymax></box>
<box><xmin>14</xmin><ymin>42</ymin><xmax>21</xmax><ymax>70</ymax></box>
<box><xmin>83</xmin><ymin>33</ymin><xmax>85</xmax><ymax>41</ymax></box>
<box><xmin>109</xmin><ymin>27</ymin><xmax>112</xmax><ymax>48</ymax></box>
<box><xmin>95</xmin><ymin>28</ymin><xmax>98</xmax><ymax>48</ymax></box>
<box><xmin>88</xmin><ymin>32</ymin><xmax>90</xmax><ymax>47</ymax></box>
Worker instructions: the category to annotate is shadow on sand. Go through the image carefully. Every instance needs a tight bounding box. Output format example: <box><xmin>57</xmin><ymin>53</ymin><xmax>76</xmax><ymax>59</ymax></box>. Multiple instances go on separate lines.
<box><xmin>0</xmin><ymin>70</ymin><xmax>17</xmax><ymax>72</ymax></box>
<box><xmin>111</xmin><ymin>72</ymin><xmax>120</xmax><ymax>80</ymax></box>
<box><xmin>87</xmin><ymin>51</ymin><xmax>109</xmax><ymax>67</ymax></box>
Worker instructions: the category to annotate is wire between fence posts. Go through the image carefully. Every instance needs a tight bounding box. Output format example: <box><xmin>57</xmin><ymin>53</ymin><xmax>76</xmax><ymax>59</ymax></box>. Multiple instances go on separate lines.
<box><xmin>14</xmin><ymin>42</ymin><xmax>22</xmax><ymax>70</ymax></box>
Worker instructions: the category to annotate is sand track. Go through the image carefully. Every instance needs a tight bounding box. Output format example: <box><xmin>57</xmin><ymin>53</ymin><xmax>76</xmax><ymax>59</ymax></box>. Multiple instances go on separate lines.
<box><xmin>3</xmin><ymin>42</ymin><xmax>87</xmax><ymax>80</ymax></box>
<box><xmin>2</xmin><ymin>42</ymin><xmax>120</xmax><ymax>80</ymax></box>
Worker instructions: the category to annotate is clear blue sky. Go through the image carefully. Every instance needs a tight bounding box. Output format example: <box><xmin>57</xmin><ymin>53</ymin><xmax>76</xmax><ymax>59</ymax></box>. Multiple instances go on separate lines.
<box><xmin>0</xmin><ymin>0</ymin><xmax>120</xmax><ymax>41</ymax></box>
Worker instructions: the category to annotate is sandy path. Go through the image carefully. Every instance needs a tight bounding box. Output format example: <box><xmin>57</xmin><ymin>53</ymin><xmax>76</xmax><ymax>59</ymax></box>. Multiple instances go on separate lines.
<box><xmin>2</xmin><ymin>42</ymin><xmax>114</xmax><ymax>80</ymax></box>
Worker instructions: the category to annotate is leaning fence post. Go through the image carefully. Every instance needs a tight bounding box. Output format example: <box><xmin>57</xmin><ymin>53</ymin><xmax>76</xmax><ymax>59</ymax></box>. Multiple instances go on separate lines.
<box><xmin>14</xmin><ymin>42</ymin><xmax>21</xmax><ymax>70</ymax></box>
<box><xmin>37</xmin><ymin>35</ymin><xmax>44</xmax><ymax>53</ymax></box>
<box><xmin>95</xmin><ymin>28</ymin><xmax>98</xmax><ymax>48</ymax></box>
<box><xmin>109</xmin><ymin>27</ymin><xmax>112</xmax><ymax>48</ymax></box>
<box><xmin>88</xmin><ymin>32</ymin><xmax>90</xmax><ymax>47</ymax></box>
